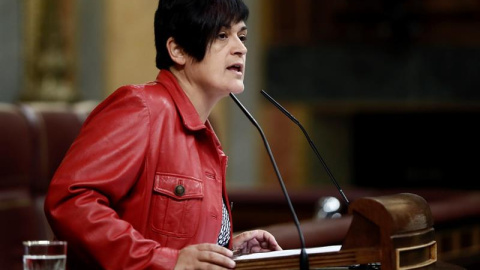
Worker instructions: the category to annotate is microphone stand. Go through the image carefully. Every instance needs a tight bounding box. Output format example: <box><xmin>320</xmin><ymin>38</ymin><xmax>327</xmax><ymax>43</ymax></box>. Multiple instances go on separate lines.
<box><xmin>230</xmin><ymin>93</ymin><xmax>310</xmax><ymax>270</ymax></box>
<box><xmin>258</xmin><ymin>92</ymin><xmax>384</xmax><ymax>270</ymax></box>
<box><xmin>260</xmin><ymin>90</ymin><xmax>350</xmax><ymax>206</ymax></box>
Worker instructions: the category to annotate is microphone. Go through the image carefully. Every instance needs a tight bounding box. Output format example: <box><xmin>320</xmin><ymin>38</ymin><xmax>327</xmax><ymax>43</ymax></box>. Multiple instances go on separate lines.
<box><xmin>229</xmin><ymin>93</ymin><xmax>309</xmax><ymax>270</ymax></box>
<box><xmin>260</xmin><ymin>90</ymin><xmax>350</xmax><ymax>206</ymax></box>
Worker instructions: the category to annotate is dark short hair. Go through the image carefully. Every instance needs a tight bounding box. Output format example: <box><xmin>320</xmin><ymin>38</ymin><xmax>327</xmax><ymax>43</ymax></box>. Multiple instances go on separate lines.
<box><xmin>154</xmin><ymin>0</ymin><xmax>249</xmax><ymax>70</ymax></box>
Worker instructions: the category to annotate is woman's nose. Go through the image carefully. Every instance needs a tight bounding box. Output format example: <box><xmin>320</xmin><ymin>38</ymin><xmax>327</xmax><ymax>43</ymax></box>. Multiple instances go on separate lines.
<box><xmin>233</xmin><ymin>37</ymin><xmax>247</xmax><ymax>55</ymax></box>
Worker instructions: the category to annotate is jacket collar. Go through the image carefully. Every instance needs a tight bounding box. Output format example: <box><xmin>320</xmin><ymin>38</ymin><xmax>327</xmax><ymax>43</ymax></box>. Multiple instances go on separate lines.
<box><xmin>156</xmin><ymin>70</ymin><xmax>206</xmax><ymax>131</ymax></box>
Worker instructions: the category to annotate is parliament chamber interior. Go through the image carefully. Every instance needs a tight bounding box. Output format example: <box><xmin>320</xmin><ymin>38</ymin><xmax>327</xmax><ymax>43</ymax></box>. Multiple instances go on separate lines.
<box><xmin>1</xmin><ymin>1</ymin><xmax>479</xmax><ymax>269</ymax></box>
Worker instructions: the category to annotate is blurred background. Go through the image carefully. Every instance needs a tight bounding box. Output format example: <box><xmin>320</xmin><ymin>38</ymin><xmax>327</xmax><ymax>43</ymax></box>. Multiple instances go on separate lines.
<box><xmin>1</xmin><ymin>0</ymin><xmax>479</xmax><ymax>269</ymax></box>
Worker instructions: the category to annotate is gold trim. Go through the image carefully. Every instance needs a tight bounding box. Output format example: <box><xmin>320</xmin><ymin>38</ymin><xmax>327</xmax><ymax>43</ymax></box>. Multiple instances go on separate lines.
<box><xmin>396</xmin><ymin>241</ymin><xmax>437</xmax><ymax>270</ymax></box>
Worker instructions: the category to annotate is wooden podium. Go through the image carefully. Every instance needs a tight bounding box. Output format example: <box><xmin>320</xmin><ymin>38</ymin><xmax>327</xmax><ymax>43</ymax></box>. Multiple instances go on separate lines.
<box><xmin>235</xmin><ymin>193</ymin><xmax>438</xmax><ymax>270</ymax></box>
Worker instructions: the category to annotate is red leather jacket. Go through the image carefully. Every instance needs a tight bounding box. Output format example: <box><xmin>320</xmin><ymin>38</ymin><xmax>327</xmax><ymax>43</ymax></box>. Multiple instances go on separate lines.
<box><xmin>44</xmin><ymin>70</ymin><xmax>232</xmax><ymax>269</ymax></box>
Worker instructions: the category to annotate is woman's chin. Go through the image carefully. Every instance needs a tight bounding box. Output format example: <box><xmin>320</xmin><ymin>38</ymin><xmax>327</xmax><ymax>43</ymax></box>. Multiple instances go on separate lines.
<box><xmin>230</xmin><ymin>85</ymin><xmax>245</xmax><ymax>95</ymax></box>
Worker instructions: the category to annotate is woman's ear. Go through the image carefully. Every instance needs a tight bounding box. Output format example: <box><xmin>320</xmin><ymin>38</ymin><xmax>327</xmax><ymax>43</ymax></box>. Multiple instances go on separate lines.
<box><xmin>166</xmin><ymin>37</ymin><xmax>186</xmax><ymax>66</ymax></box>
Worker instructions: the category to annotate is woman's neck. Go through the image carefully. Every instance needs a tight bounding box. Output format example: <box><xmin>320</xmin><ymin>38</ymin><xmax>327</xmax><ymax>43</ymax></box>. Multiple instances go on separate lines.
<box><xmin>169</xmin><ymin>67</ymin><xmax>221</xmax><ymax>123</ymax></box>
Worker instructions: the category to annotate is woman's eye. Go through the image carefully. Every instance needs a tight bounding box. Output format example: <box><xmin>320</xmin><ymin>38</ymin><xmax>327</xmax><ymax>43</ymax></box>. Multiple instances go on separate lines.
<box><xmin>239</xmin><ymin>35</ymin><xmax>248</xmax><ymax>43</ymax></box>
<box><xmin>218</xmin><ymin>33</ymin><xmax>228</xmax><ymax>40</ymax></box>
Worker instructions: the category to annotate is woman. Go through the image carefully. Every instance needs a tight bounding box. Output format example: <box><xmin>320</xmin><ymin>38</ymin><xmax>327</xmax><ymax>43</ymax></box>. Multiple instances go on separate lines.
<box><xmin>44</xmin><ymin>0</ymin><xmax>281</xmax><ymax>269</ymax></box>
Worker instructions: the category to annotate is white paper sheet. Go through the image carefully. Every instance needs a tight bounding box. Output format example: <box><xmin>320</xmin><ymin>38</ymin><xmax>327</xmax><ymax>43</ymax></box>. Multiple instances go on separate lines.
<box><xmin>234</xmin><ymin>245</ymin><xmax>342</xmax><ymax>261</ymax></box>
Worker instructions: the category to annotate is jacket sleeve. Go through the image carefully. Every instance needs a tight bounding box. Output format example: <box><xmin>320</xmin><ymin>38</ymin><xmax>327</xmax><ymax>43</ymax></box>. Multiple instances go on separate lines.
<box><xmin>44</xmin><ymin>86</ymin><xmax>178</xmax><ymax>270</ymax></box>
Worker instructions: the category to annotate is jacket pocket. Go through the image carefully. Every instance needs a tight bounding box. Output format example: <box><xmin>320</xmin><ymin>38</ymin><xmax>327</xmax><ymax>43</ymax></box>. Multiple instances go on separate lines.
<box><xmin>150</xmin><ymin>173</ymin><xmax>204</xmax><ymax>238</ymax></box>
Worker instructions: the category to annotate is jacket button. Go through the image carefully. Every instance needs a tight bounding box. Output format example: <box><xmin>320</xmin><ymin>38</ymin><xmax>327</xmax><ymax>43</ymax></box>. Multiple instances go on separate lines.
<box><xmin>174</xmin><ymin>185</ymin><xmax>185</xmax><ymax>196</ymax></box>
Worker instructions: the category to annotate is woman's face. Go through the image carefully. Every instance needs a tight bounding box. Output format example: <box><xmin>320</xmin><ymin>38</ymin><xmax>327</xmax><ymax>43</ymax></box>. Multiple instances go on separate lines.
<box><xmin>184</xmin><ymin>21</ymin><xmax>248</xmax><ymax>99</ymax></box>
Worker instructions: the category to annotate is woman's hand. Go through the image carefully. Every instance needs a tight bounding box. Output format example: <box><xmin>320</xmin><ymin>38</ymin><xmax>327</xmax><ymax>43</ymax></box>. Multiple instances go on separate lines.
<box><xmin>174</xmin><ymin>243</ymin><xmax>235</xmax><ymax>270</ymax></box>
<box><xmin>231</xmin><ymin>229</ymin><xmax>282</xmax><ymax>256</ymax></box>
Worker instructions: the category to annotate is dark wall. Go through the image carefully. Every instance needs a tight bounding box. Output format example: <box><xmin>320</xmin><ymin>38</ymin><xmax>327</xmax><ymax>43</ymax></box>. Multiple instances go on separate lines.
<box><xmin>352</xmin><ymin>111</ymin><xmax>480</xmax><ymax>189</ymax></box>
<box><xmin>266</xmin><ymin>45</ymin><xmax>480</xmax><ymax>101</ymax></box>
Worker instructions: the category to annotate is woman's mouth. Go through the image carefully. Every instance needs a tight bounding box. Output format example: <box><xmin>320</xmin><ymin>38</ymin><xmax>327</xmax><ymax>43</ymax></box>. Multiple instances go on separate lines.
<box><xmin>227</xmin><ymin>64</ymin><xmax>243</xmax><ymax>75</ymax></box>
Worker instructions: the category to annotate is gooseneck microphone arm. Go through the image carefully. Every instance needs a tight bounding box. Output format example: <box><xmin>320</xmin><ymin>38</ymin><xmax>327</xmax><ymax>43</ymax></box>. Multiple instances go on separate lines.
<box><xmin>229</xmin><ymin>93</ymin><xmax>309</xmax><ymax>270</ymax></box>
<box><xmin>260</xmin><ymin>90</ymin><xmax>350</xmax><ymax>206</ymax></box>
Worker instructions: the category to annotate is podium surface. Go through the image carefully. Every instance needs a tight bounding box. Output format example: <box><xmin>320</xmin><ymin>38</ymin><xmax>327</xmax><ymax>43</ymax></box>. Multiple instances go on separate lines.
<box><xmin>235</xmin><ymin>193</ymin><xmax>448</xmax><ymax>270</ymax></box>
